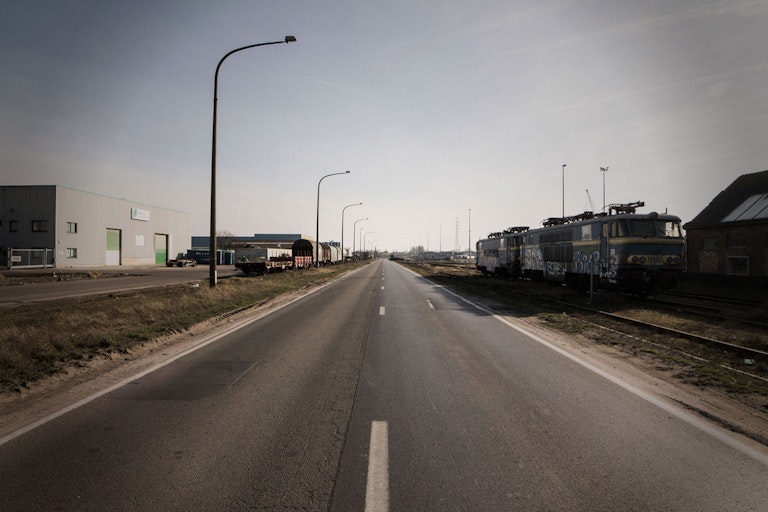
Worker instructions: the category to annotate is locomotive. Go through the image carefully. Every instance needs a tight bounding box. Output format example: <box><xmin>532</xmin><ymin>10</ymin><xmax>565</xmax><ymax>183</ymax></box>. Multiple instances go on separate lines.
<box><xmin>476</xmin><ymin>202</ymin><xmax>685</xmax><ymax>294</ymax></box>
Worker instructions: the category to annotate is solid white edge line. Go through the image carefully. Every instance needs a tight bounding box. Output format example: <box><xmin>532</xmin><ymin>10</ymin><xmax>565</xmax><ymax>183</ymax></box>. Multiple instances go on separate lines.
<box><xmin>0</xmin><ymin>264</ymin><xmax>373</xmax><ymax>447</ymax></box>
<box><xmin>365</xmin><ymin>420</ymin><xmax>389</xmax><ymax>512</ymax></box>
<box><xmin>396</xmin><ymin>263</ymin><xmax>768</xmax><ymax>466</ymax></box>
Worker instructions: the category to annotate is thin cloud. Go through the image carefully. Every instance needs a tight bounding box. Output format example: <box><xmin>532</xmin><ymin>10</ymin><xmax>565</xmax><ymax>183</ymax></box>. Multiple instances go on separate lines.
<box><xmin>502</xmin><ymin>0</ymin><xmax>768</xmax><ymax>56</ymax></box>
<box><xmin>303</xmin><ymin>75</ymin><xmax>376</xmax><ymax>100</ymax></box>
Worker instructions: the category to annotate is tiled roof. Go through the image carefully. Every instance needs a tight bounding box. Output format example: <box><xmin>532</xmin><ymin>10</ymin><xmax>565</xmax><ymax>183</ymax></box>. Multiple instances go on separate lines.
<box><xmin>684</xmin><ymin>170</ymin><xmax>768</xmax><ymax>228</ymax></box>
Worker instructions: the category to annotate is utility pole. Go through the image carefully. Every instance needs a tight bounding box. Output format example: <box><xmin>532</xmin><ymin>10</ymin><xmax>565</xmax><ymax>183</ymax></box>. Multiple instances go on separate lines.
<box><xmin>454</xmin><ymin>217</ymin><xmax>460</xmax><ymax>253</ymax></box>
<box><xmin>600</xmin><ymin>166</ymin><xmax>609</xmax><ymax>213</ymax></box>
<box><xmin>562</xmin><ymin>164</ymin><xmax>566</xmax><ymax>218</ymax></box>
<box><xmin>467</xmin><ymin>208</ymin><xmax>472</xmax><ymax>268</ymax></box>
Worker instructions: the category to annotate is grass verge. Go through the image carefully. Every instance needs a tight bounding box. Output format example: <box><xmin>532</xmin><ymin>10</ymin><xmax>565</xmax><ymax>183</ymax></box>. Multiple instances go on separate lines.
<box><xmin>0</xmin><ymin>263</ymin><xmax>367</xmax><ymax>393</ymax></box>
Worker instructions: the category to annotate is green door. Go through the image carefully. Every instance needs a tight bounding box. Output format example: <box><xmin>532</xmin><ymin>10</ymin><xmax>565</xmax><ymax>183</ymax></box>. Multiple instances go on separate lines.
<box><xmin>105</xmin><ymin>229</ymin><xmax>121</xmax><ymax>266</ymax></box>
<box><xmin>154</xmin><ymin>234</ymin><xmax>168</xmax><ymax>265</ymax></box>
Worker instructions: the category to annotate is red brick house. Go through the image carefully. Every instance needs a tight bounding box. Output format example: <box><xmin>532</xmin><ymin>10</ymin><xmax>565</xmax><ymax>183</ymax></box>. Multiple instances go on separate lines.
<box><xmin>684</xmin><ymin>170</ymin><xmax>768</xmax><ymax>284</ymax></box>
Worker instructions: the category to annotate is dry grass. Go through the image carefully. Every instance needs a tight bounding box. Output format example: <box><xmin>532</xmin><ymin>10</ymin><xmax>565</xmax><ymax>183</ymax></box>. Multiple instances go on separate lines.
<box><xmin>0</xmin><ymin>264</ymin><xmax>366</xmax><ymax>393</ymax></box>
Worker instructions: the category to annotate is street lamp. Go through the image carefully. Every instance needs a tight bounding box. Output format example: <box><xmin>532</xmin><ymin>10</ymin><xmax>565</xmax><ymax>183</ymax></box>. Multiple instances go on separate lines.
<box><xmin>561</xmin><ymin>164</ymin><xmax>566</xmax><ymax>219</ymax></box>
<box><xmin>600</xmin><ymin>166</ymin><xmax>609</xmax><ymax>213</ymax></box>
<box><xmin>359</xmin><ymin>226</ymin><xmax>367</xmax><ymax>258</ymax></box>
<box><xmin>353</xmin><ymin>217</ymin><xmax>368</xmax><ymax>258</ymax></box>
<box><xmin>316</xmin><ymin>171</ymin><xmax>350</xmax><ymax>266</ymax></box>
<box><xmin>363</xmin><ymin>231</ymin><xmax>374</xmax><ymax>258</ymax></box>
<box><xmin>209</xmin><ymin>35</ymin><xmax>296</xmax><ymax>287</ymax></box>
<box><xmin>468</xmin><ymin>208</ymin><xmax>471</xmax><ymax>267</ymax></box>
<box><xmin>341</xmin><ymin>202</ymin><xmax>362</xmax><ymax>260</ymax></box>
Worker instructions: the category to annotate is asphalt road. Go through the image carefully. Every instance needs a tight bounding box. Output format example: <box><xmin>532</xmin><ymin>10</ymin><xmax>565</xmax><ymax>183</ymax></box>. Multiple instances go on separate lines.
<box><xmin>1</xmin><ymin>259</ymin><xmax>767</xmax><ymax>511</ymax></box>
<box><xmin>0</xmin><ymin>266</ymin><xmax>239</xmax><ymax>306</ymax></box>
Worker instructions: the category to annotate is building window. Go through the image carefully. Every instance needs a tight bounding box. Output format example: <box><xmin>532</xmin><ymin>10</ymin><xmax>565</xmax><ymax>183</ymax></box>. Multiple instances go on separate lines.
<box><xmin>31</xmin><ymin>220</ymin><xmax>48</xmax><ymax>232</ymax></box>
<box><xmin>67</xmin><ymin>222</ymin><xmax>78</xmax><ymax>234</ymax></box>
<box><xmin>9</xmin><ymin>220</ymin><xmax>18</xmax><ymax>232</ymax></box>
<box><xmin>67</xmin><ymin>248</ymin><xmax>78</xmax><ymax>259</ymax></box>
<box><xmin>700</xmin><ymin>237</ymin><xmax>718</xmax><ymax>250</ymax></box>
<box><xmin>726</xmin><ymin>256</ymin><xmax>749</xmax><ymax>276</ymax></box>
<box><xmin>727</xmin><ymin>234</ymin><xmax>746</xmax><ymax>248</ymax></box>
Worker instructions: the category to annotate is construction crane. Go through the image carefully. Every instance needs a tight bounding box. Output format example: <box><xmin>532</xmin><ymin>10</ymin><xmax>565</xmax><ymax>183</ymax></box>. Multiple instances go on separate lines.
<box><xmin>585</xmin><ymin>189</ymin><xmax>596</xmax><ymax>212</ymax></box>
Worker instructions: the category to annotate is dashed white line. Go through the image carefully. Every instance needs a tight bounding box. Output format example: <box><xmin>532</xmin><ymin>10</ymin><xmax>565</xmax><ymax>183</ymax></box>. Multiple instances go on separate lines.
<box><xmin>426</xmin><ymin>299</ymin><xmax>434</xmax><ymax>309</ymax></box>
<box><xmin>379</xmin><ymin>306</ymin><xmax>386</xmax><ymax>316</ymax></box>
<box><xmin>365</xmin><ymin>421</ymin><xmax>389</xmax><ymax>512</ymax></box>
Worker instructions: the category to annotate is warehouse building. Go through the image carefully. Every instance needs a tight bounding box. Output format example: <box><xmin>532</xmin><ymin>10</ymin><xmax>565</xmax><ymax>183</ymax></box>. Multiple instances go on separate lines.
<box><xmin>684</xmin><ymin>170</ymin><xmax>768</xmax><ymax>285</ymax></box>
<box><xmin>0</xmin><ymin>185</ymin><xmax>191</xmax><ymax>269</ymax></box>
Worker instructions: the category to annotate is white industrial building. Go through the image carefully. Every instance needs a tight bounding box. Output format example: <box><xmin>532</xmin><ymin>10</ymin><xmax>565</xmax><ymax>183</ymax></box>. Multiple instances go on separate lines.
<box><xmin>0</xmin><ymin>185</ymin><xmax>191</xmax><ymax>269</ymax></box>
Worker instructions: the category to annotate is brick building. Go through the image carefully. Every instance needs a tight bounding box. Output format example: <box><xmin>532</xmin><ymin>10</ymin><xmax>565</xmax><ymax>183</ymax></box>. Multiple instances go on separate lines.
<box><xmin>684</xmin><ymin>170</ymin><xmax>768</xmax><ymax>284</ymax></box>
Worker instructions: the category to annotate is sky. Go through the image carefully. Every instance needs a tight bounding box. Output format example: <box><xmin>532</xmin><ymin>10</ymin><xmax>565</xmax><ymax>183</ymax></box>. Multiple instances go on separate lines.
<box><xmin>2</xmin><ymin>0</ymin><xmax>767</xmax><ymax>253</ymax></box>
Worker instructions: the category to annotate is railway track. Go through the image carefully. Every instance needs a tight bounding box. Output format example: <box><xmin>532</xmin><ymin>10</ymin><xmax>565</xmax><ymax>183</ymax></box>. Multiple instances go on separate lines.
<box><xmin>552</xmin><ymin>298</ymin><xmax>768</xmax><ymax>362</ymax></box>
<box><xmin>406</xmin><ymin>260</ymin><xmax>768</xmax><ymax>358</ymax></box>
<box><xmin>640</xmin><ymin>294</ymin><xmax>768</xmax><ymax>330</ymax></box>
<box><xmin>664</xmin><ymin>290</ymin><xmax>763</xmax><ymax>308</ymax></box>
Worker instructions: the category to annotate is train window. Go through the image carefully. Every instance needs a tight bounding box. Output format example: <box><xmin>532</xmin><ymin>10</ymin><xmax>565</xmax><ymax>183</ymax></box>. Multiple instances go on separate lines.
<box><xmin>664</xmin><ymin>221</ymin><xmax>682</xmax><ymax>238</ymax></box>
<box><xmin>629</xmin><ymin>221</ymin><xmax>656</xmax><ymax>237</ymax></box>
<box><xmin>613</xmin><ymin>220</ymin><xmax>682</xmax><ymax>238</ymax></box>
<box><xmin>541</xmin><ymin>230</ymin><xmax>572</xmax><ymax>243</ymax></box>
<box><xmin>610</xmin><ymin>221</ymin><xmax>629</xmax><ymax>237</ymax></box>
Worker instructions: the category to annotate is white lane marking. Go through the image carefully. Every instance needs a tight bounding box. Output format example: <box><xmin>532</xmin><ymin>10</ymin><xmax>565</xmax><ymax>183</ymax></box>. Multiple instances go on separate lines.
<box><xmin>397</xmin><ymin>263</ymin><xmax>768</xmax><ymax>467</ymax></box>
<box><xmin>379</xmin><ymin>306</ymin><xmax>386</xmax><ymax>316</ymax></box>
<box><xmin>426</xmin><ymin>299</ymin><xmax>434</xmax><ymax>309</ymax></box>
<box><xmin>381</xmin><ymin>286</ymin><xmax>384</xmax><ymax>290</ymax></box>
<box><xmin>365</xmin><ymin>421</ymin><xmax>389</xmax><ymax>512</ymax></box>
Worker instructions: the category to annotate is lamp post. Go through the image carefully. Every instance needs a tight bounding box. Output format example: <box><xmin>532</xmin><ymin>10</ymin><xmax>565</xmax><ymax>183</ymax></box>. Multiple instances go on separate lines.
<box><xmin>561</xmin><ymin>163</ymin><xmax>566</xmax><ymax>219</ymax></box>
<box><xmin>600</xmin><ymin>166</ymin><xmax>609</xmax><ymax>213</ymax></box>
<box><xmin>341</xmin><ymin>202</ymin><xmax>362</xmax><ymax>260</ymax></box>
<box><xmin>316</xmin><ymin>171</ymin><xmax>350</xmax><ymax>266</ymax></box>
<box><xmin>363</xmin><ymin>231</ymin><xmax>374</xmax><ymax>259</ymax></box>
<box><xmin>209</xmin><ymin>36</ymin><xmax>296</xmax><ymax>287</ymax></box>
<box><xmin>468</xmin><ymin>208</ymin><xmax>471</xmax><ymax>268</ymax></box>
<box><xmin>353</xmin><ymin>217</ymin><xmax>368</xmax><ymax>258</ymax></box>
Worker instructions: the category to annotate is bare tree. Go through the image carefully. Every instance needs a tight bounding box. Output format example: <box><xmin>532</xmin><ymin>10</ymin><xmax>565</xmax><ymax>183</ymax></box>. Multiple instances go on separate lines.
<box><xmin>216</xmin><ymin>230</ymin><xmax>236</xmax><ymax>250</ymax></box>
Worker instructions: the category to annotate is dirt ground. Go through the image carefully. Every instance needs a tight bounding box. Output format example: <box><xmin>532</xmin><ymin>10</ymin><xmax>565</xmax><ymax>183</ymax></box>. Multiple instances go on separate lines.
<box><xmin>2</xmin><ymin>275</ymin><xmax>768</xmax><ymax>453</ymax></box>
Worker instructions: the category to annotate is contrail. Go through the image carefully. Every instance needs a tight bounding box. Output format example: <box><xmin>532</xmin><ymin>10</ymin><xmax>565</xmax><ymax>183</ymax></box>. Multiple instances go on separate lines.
<box><xmin>304</xmin><ymin>75</ymin><xmax>376</xmax><ymax>99</ymax></box>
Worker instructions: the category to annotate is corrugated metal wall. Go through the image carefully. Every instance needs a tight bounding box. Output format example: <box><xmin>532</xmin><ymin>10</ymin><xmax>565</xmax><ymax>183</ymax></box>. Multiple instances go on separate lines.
<box><xmin>0</xmin><ymin>185</ymin><xmax>191</xmax><ymax>268</ymax></box>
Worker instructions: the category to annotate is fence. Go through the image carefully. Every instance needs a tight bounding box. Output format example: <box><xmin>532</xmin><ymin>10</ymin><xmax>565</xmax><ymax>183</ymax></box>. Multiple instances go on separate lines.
<box><xmin>7</xmin><ymin>248</ymin><xmax>55</xmax><ymax>269</ymax></box>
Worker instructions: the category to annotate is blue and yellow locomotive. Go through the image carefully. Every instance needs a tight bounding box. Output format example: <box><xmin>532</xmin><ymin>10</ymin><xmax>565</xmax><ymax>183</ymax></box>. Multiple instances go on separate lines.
<box><xmin>477</xmin><ymin>202</ymin><xmax>685</xmax><ymax>294</ymax></box>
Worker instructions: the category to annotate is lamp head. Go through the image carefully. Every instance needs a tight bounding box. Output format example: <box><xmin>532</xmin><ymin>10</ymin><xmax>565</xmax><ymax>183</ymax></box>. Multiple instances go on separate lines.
<box><xmin>285</xmin><ymin>36</ymin><xmax>297</xmax><ymax>43</ymax></box>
